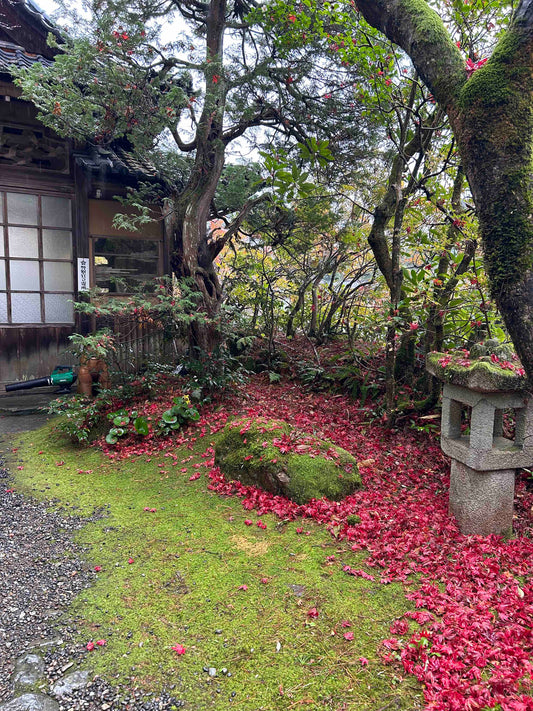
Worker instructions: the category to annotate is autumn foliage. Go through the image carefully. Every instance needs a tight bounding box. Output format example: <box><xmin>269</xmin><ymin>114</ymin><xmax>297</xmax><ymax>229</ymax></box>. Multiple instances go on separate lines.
<box><xmin>89</xmin><ymin>374</ymin><xmax>533</xmax><ymax>711</ymax></box>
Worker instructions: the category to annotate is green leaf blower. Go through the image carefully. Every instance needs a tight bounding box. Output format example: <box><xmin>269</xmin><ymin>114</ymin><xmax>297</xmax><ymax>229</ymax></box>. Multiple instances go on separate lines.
<box><xmin>5</xmin><ymin>366</ymin><xmax>77</xmax><ymax>394</ymax></box>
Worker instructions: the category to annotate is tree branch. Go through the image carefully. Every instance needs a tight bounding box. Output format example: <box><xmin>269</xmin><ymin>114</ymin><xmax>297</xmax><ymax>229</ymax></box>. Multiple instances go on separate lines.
<box><xmin>355</xmin><ymin>0</ymin><xmax>467</xmax><ymax>114</ymax></box>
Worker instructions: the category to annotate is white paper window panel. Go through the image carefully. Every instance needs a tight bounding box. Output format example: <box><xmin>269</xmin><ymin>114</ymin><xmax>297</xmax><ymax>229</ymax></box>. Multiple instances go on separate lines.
<box><xmin>11</xmin><ymin>292</ymin><xmax>41</xmax><ymax>323</ymax></box>
<box><xmin>0</xmin><ymin>292</ymin><xmax>6</xmax><ymax>322</ymax></box>
<box><xmin>44</xmin><ymin>293</ymin><xmax>74</xmax><ymax>323</ymax></box>
<box><xmin>43</xmin><ymin>229</ymin><xmax>73</xmax><ymax>259</ymax></box>
<box><xmin>44</xmin><ymin>261</ymin><xmax>73</xmax><ymax>291</ymax></box>
<box><xmin>0</xmin><ymin>194</ymin><xmax>3</xmax><ymax>223</ymax></box>
<box><xmin>42</xmin><ymin>196</ymin><xmax>72</xmax><ymax>229</ymax></box>
<box><xmin>0</xmin><ymin>260</ymin><xmax>4</xmax><ymax>290</ymax></box>
<box><xmin>7</xmin><ymin>193</ymin><xmax>38</xmax><ymax>225</ymax></box>
<box><xmin>0</xmin><ymin>228</ymin><xmax>4</xmax><ymax>257</ymax></box>
<box><xmin>8</xmin><ymin>227</ymin><xmax>39</xmax><ymax>258</ymax></box>
<box><xmin>10</xmin><ymin>260</ymin><xmax>40</xmax><ymax>290</ymax></box>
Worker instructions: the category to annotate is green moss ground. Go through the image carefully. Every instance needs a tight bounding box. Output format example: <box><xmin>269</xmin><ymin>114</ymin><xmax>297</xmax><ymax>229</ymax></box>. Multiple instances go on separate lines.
<box><xmin>4</xmin><ymin>424</ymin><xmax>422</xmax><ymax>710</ymax></box>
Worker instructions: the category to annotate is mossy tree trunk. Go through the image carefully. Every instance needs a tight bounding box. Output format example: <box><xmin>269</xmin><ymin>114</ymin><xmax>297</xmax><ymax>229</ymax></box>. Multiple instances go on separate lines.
<box><xmin>286</xmin><ymin>285</ymin><xmax>308</xmax><ymax>338</ymax></box>
<box><xmin>317</xmin><ymin>293</ymin><xmax>342</xmax><ymax>341</ymax></box>
<box><xmin>366</xmin><ymin>82</ymin><xmax>439</xmax><ymax>411</ymax></box>
<box><xmin>356</xmin><ymin>0</ymin><xmax>533</xmax><ymax>382</ymax></box>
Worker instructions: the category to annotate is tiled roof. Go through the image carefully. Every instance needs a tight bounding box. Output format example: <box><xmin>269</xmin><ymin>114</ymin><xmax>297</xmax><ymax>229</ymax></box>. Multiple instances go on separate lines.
<box><xmin>0</xmin><ymin>40</ymin><xmax>53</xmax><ymax>70</ymax></box>
<box><xmin>74</xmin><ymin>145</ymin><xmax>159</xmax><ymax>180</ymax></box>
<box><xmin>20</xmin><ymin>0</ymin><xmax>58</xmax><ymax>36</ymax></box>
<box><xmin>0</xmin><ymin>0</ymin><xmax>161</xmax><ymax>185</ymax></box>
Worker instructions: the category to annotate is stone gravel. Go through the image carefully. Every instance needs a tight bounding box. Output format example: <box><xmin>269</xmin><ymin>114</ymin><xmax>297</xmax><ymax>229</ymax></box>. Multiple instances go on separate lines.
<box><xmin>0</xmin><ymin>440</ymin><xmax>188</xmax><ymax>710</ymax></box>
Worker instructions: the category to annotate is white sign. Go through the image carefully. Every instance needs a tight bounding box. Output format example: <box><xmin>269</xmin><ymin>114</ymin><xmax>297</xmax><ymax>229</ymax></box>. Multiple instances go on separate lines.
<box><xmin>77</xmin><ymin>257</ymin><xmax>90</xmax><ymax>292</ymax></box>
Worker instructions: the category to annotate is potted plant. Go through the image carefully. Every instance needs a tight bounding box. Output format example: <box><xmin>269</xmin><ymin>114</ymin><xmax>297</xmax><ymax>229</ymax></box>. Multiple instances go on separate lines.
<box><xmin>68</xmin><ymin>329</ymin><xmax>115</xmax><ymax>396</ymax></box>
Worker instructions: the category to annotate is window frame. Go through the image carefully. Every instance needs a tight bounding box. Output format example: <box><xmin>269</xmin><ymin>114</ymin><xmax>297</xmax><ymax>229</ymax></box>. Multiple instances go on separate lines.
<box><xmin>0</xmin><ymin>189</ymin><xmax>75</xmax><ymax>326</ymax></box>
<box><xmin>89</xmin><ymin>232</ymin><xmax>164</xmax><ymax>295</ymax></box>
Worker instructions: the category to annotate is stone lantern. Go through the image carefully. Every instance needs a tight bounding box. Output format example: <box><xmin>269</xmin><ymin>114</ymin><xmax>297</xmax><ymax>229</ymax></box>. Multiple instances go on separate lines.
<box><xmin>427</xmin><ymin>352</ymin><xmax>532</xmax><ymax>536</ymax></box>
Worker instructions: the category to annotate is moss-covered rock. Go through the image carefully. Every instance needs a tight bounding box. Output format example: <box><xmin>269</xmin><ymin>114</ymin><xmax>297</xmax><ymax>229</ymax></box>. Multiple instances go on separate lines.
<box><xmin>214</xmin><ymin>418</ymin><xmax>361</xmax><ymax>504</ymax></box>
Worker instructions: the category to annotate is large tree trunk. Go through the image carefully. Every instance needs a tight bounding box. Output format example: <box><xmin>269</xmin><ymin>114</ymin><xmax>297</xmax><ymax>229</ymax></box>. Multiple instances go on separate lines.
<box><xmin>457</xmin><ymin>20</ymin><xmax>533</xmax><ymax>379</ymax></box>
<box><xmin>356</xmin><ymin>0</ymin><xmax>533</xmax><ymax>382</ymax></box>
<box><xmin>170</xmin><ymin>143</ymin><xmax>226</xmax><ymax>317</ymax></box>
<box><xmin>168</xmin><ymin>0</ymin><xmax>229</xmax><ymax>353</ymax></box>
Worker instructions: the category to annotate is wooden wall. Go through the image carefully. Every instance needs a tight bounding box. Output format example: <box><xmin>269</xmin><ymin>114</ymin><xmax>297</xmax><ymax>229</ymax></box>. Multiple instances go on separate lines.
<box><xmin>0</xmin><ymin>325</ymin><xmax>75</xmax><ymax>384</ymax></box>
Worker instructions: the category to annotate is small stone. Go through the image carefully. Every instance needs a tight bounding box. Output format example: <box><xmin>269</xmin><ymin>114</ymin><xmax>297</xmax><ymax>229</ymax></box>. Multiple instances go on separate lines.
<box><xmin>220</xmin><ymin>668</ymin><xmax>227</xmax><ymax>675</ymax></box>
<box><xmin>51</xmin><ymin>670</ymin><xmax>90</xmax><ymax>698</ymax></box>
<box><xmin>208</xmin><ymin>668</ymin><xmax>217</xmax><ymax>678</ymax></box>
<box><xmin>0</xmin><ymin>693</ymin><xmax>60</xmax><ymax>711</ymax></box>
<box><xmin>29</xmin><ymin>639</ymin><xmax>63</xmax><ymax>650</ymax></box>
<box><xmin>288</xmin><ymin>584</ymin><xmax>305</xmax><ymax>597</ymax></box>
<box><xmin>12</xmin><ymin>654</ymin><xmax>45</xmax><ymax>687</ymax></box>
<box><xmin>214</xmin><ymin>629</ymin><xmax>222</xmax><ymax>635</ymax></box>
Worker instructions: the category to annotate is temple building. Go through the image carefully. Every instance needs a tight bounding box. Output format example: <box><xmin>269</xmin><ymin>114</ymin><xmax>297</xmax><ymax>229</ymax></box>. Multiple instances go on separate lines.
<box><xmin>0</xmin><ymin>0</ymin><xmax>169</xmax><ymax>384</ymax></box>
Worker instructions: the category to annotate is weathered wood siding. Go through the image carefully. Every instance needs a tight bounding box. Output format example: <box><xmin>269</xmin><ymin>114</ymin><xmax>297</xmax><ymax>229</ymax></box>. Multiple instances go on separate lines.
<box><xmin>0</xmin><ymin>325</ymin><xmax>75</xmax><ymax>384</ymax></box>
<box><xmin>98</xmin><ymin>314</ymin><xmax>180</xmax><ymax>375</ymax></box>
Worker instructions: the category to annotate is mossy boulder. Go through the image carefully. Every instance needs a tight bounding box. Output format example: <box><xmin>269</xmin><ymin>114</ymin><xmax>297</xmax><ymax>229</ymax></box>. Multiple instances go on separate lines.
<box><xmin>214</xmin><ymin>418</ymin><xmax>361</xmax><ymax>504</ymax></box>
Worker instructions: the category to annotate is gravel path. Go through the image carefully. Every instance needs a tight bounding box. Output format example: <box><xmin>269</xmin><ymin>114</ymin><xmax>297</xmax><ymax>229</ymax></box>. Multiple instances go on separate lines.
<box><xmin>0</xmin><ymin>432</ymin><xmax>187</xmax><ymax>711</ymax></box>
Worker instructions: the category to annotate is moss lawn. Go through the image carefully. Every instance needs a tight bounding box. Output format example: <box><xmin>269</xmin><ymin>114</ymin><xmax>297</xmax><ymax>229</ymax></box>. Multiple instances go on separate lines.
<box><xmin>4</xmin><ymin>422</ymin><xmax>423</xmax><ymax>710</ymax></box>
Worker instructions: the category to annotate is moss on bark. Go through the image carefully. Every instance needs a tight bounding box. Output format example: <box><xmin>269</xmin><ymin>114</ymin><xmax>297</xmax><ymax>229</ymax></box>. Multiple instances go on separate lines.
<box><xmin>458</xmin><ymin>28</ymin><xmax>533</xmax><ymax>292</ymax></box>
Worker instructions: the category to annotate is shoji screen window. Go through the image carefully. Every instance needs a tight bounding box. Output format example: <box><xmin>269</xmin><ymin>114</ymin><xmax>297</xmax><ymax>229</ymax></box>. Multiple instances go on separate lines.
<box><xmin>0</xmin><ymin>192</ymin><xmax>74</xmax><ymax>324</ymax></box>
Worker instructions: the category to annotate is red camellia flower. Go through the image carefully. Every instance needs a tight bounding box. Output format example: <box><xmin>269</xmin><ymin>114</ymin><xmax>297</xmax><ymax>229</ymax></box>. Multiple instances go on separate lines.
<box><xmin>86</xmin><ymin>641</ymin><xmax>95</xmax><ymax>651</ymax></box>
<box><xmin>466</xmin><ymin>57</ymin><xmax>488</xmax><ymax>77</ymax></box>
<box><xmin>171</xmin><ymin>644</ymin><xmax>186</xmax><ymax>655</ymax></box>
<box><xmin>307</xmin><ymin>608</ymin><xmax>319</xmax><ymax>618</ymax></box>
